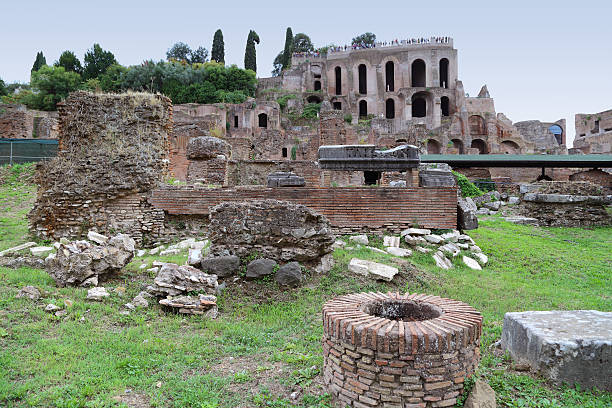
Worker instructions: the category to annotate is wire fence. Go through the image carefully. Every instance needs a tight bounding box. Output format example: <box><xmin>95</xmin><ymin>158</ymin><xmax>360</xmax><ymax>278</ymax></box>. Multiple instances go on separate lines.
<box><xmin>0</xmin><ymin>139</ymin><xmax>58</xmax><ymax>165</ymax></box>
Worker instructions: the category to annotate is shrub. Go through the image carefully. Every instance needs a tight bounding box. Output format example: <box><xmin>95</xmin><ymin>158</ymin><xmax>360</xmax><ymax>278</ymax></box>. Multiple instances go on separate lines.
<box><xmin>452</xmin><ymin>171</ymin><xmax>483</xmax><ymax>198</ymax></box>
<box><xmin>473</xmin><ymin>178</ymin><xmax>496</xmax><ymax>193</ymax></box>
<box><xmin>344</xmin><ymin>114</ymin><xmax>352</xmax><ymax>123</ymax></box>
<box><xmin>301</xmin><ymin>102</ymin><xmax>321</xmax><ymax>119</ymax></box>
<box><xmin>23</xmin><ymin>65</ymin><xmax>82</xmax><ymax>110</ymax></box>
<box><xmin>276</xmin><ymin>93</ymin><xmax>297</xmax><ymax>110</ymax></box>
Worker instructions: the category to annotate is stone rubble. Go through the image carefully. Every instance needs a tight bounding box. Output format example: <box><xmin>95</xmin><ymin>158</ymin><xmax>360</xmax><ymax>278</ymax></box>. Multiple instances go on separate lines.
<box><xmin>16</xmin><ymin>286</ymin><xmax>41</xmax><ymax>300</ymax></box>
<box><xmin>463</xmin><ymin>379</ymin><xmax>497</xmax><ymax>408</ymax></box>
<box><xmin>146</xmin><ymin>263</ymin><xmax>218</xmax><ymax>297</ymax></box>
<box><xmin>87</xmin><ymin>287</ymin><xmax>110</xmax><ymax>301</ymax></box>
<box><xmin>159</xmin><ymin>294</ymin><xmax>218</xmax><ymax>317</ymax></box>
<box><xmin>349</xmin><ymin>234</ymin><xmax>369</xmax><ymax>245</ymax></box>
<box><xmin>45</xmin><ymin>234</ymin><xmax>135</xmax><ymax>287</ymax></box>
<box><xmin>385</xmin><ymin>247</ymin><xmax>412</xmax><ymax>257</ymax></box>
<box><xmin>348</xmin><ymin>258</ymin><xmax>398</xmax><ymax>281</ymax></box>
<box><xmin>462</xmin><ymin>256</ymin><xmax>483</xmax><ymax>270</ymax></box>
<box><xmin>246</xmin><ymin>258</ymin><xmax>278</xmax><ymax>279</ymax></box>
<box><xmin>433</xmin><ymin>251</ymin><xmax>453</xmax><ymax>270</ymax></box>
<box><xmin>0</xmin><ymin>242</ymin><xmax>37</xmax><ymax>257</ymax></box>
<box><xmin>382</xmin><ymin>235</ymin><xmax>400</xmax><ymax>248</ymax></box>
<box><xmin>87</xmin><ymin>230</ymin><xmax>109</xmax><ymax>245</ymax></box>
<box><xmin>275</xmin><ymin>262</ymin><xmax>303</xmax><ymax>287</ymax></box>
<box><xmin>200</xmin><ymin>255</ymin><xmax>240</xmax><ymax>278</ymax></box>
<box><xmin>30</xmin><ymin>246</ymin><xmax>54</xmax><ymax>257</ymax></box>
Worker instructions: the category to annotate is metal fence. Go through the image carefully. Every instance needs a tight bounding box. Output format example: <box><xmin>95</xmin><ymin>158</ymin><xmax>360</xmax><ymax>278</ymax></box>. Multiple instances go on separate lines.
<box><xmin>0</xmin><ymin>139</ymin><xmax>58</xmax><ymax>165</ymax></box>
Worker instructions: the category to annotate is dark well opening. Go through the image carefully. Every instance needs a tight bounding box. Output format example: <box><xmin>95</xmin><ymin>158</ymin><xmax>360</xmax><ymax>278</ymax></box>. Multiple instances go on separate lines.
<box><xmin>363</xmin><ymin>300</ymin><xmax>442</xmax><ymax>322</ymax></box>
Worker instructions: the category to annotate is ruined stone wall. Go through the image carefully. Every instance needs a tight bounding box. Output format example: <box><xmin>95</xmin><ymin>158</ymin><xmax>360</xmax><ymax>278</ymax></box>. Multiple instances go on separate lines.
<box><xmin>569</xmin><ymin>169</ymin><xmax>612</xmax><ymax>193</ymax></box>
<box><xmin>514</xmin><ymin>120</ymin><xmax>566</xmax><ymax>154</ymax></box>
<box><xmin>0</xmin><ymin>104</ymin><xmax>58</xmax><ymax>139</ymax></box>
<box><xmin>150</xmin><ymin>185</ymin><xmax>458</xmax><ymax>232</ymax></box>
<box><xmin>29</xmin><ymin>91</ymin><xmax>172</xmax><ymax>244</ymax></box>
<box><xmin>573</xmin><ymin>110</ymin><xmax>612</xmax><ymax>154</ymax></box>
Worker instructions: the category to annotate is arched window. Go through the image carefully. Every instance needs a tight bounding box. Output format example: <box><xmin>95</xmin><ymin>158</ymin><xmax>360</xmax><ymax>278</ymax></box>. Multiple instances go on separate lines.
<box><xmin>427</xmin><ymin>139</ymin><xmax>441</xmax><ymax>154</ymax></box>
<box><xmin>359</xmin><ymin>100</ymin><xmax>367</xmax><ymax>118</ymax></box>
<box><xmin>358</xmin><ymin>64</ymin><xmax>367</xmax><ymax>94</ymax></box>
<box><xmin>314</xmin><ymin>80</ymin><xmax>321</xmax><ymax>91</ymax></box>
<box><xmin>306</xmin><ymin>95</ymin><xmax>321</xmax><ymax>104</ymax></box>
<box><xmin>500</xmin><ymin>140</ymin><xmax>520</xmax><ymax>154</ymax></box>
<box><xmin>471</xmin><ymin>139</ymin><xmax>488</xmax><ymax>154</ymax></box>
<box><xmin>335</xmin><ymin>66</ymin><xmax>342</xmax><ymax>95</ymax></box>
<box><xmin>258</xmin><ymin>113</ymin><xmax>268</xmax><ymax>128</ymax></box>
<box><xmin>385</xmin><ymin>61</ymin><xmax>394</xmax><ymax>92</ymax></box>
<box><xmin>385</xmin><ymin>98</ymin><xmax>395</xmax><ymax>119</ymax></box>
<box><xmin>412</xmin><ymin>95</ymin><xmax>426</xmax><ymax>118</ymax></box>
<box><xmin>411</xmin><ymin>59</ymin><xmax>426</xmax><ymax>87</ymax></box>
<box><xmin>450</xmin><ymin>139</ymin><xmax>464</xmax><ymax>154</ymax></box>
<box><xmin>439</xmin><ymin>58</ymin><xmax>449</xmax><ymax>88</ymax></box>
<box><xmin>549</xmin><ymin>124</ymin><xmax>563</xmax><ymax>145</ymax></box>
<box><xmin>441</xmin><ymin>96</ymin><xmax>450</xmax><ymax>117</ymax></box>
<box><xmin>469</xmin><ymin>115</ymin><xmax>486</xmax><ymax>135</ymax></box>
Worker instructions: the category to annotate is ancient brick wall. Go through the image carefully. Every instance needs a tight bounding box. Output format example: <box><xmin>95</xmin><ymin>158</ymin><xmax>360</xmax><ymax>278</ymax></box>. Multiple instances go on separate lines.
<box><xmin>569</xmin><ymin>169</ymin><xmax>612</xmax><ymax>193</ymax></box>
<box><xmin>150</xmin><ymin>186</ymin><xmax>458</xmax><ymax>232</ymax></box>
<box><xmin>0</xmin><ymin>104</ymin><xmax>32</xmax><ymax>138</ymax></box>
<box><xmin>29</xmin><ymin>91</ymin><xmax>172</xmax><ymax>244</ymax></box>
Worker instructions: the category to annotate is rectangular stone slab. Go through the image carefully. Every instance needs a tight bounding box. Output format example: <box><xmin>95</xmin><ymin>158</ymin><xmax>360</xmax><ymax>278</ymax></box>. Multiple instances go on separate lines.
<box><xmin>502</xmin><ymin>310</ymin><xmax>612</xmax><ymax>391</ymax></box>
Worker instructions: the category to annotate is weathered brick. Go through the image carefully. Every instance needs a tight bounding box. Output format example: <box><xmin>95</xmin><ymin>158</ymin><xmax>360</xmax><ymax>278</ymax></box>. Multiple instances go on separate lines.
<box><xmin>424</xmin><ymin>381</ymin><xmax>452</xmax><ymax>391</ymax></box>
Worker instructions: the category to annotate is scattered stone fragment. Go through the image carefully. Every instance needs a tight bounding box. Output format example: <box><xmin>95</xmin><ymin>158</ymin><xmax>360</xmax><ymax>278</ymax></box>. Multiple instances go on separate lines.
<box><xmin>439</xmin><ymin>243</ymin><xmax>460</xmax><ymax>257</ymax></box>
<box><xmin>0</xmin><ymin>242</ymin><xmax>37</xmax><ymax>257</ymax></box>
<box><xmin>16</xmin><ymin>286</ymin><xmax>41</xmax><ymax>300</ymax></box>
<box><xmin>160</xmin><ymin>294</ymin><xmax>218</xmax><ymax>316</ymax></box>
<box><xmin>159</xmin><ymin>248</ymin><xmax>180</xmax><ymax>256</ymax></box>
<box><xmin>504</xmin><ymin>216</ymin><xmax>539</xmax><ymax>226</ymax></box>
<box><xmin>457</xmin><ymin>242</ymin><xmax>469</xmax><ymax>249</ymax></box>
<box><xmin>386</xmin><ymin>247</ymin><xmax>412</xmax><ymax>257</ymax></box>
<box><xmin>366</xmin><ymin>246</ymin><xmax>387</xmax><ymax>254</ymax></box>
<box><xmin>507</xmin><ymin>196</ymin><xmax>520</xmax><ymax>205</ymax></box>
<box><xmin>124</xmin><ymin>303</ymin><xmax>136</xmax><ymax>310</ymax></box>
<box><xmin>136</xmin><ymin>249</ymin><xmax>146</xmax><ymax>257</ymax></box>
<box><xmin>149</xmin><ymin>245</ymin><xmax>164</xmax><ymax>255</ymax></box>
<box><xmin>45</xmin><ymin>303</ymin><xmax>61</xmax><ymax>313</ymax></box>
<box><xmin>415</xmin><ymin>246</ymin><xmax>432</xmax><ymax>253</ymax></box>
<box><xmin>472</xmin><ymin>252</ymin><xmax>489</xmax><ymax>265</ymax></box>
<box><xmin>114</xmin><ymin>286</ymin><xmax>126</xmax><ymax>297</ymax></box>
<box><xmin>314</xmin><ymin>253</ymin><xmax>334</xmax><ymax>273</ymax></box>
<box><xmin>483</xmin><ymin>201</ymin><xmax>502</xmax><ymax>211</ymax></box>
<box><xmin>348</xmin><ymin>258</ymin><xmax>398</xmax><ymax>281</ymax></box>
<box><xmin>331</xmin><ymin>240</ymin><xmax>346</xmax><ymax>250</ymax></box>
<box><xmin>55</xmin><ymin>310</ymin><xmax>68</xmax><ymax>318</ymax></box>
<box><xmin>275</xmin><ymin>262</ymin><xmax>303</xmax><ymax>287</ymax></box>
<box><xmin>400</xmin><ymin>228</ymin><xmax>431</xmax><ymax>236</ymax></box>
<box><xmin>187</xmin><ymin>248</ymin><xmax>203</xmax><ymax>266</ymax></box>
<box><xmin>462</xmin><ymin>256</ymin><xmax>483</xmax><ymax>270</ymax></box>
<box><xmin>440</xmin><ymin>230</ymin><xmax>460</xmax><ymax>242</ymax></box>
<box><xmin>457</xmin><ymin>196</ymin><xmax>479</xmax><ymax>230</ymax></box>
<box><xmin>469</xmin><ymin>245</ymin><xmax>482</xmax><ymax>253</ymax></box>
<box><xmin>139</xmin><ymin>264</ymin><xmax>147</xmax><ymax>270</ymax></box>
<box><xmin>200</xmin><ymin>255</ymin><xmax>240</xmax><ymax>278</ymax></box>
<box><xmin>349</xmin><ymin>235</ymin><xmax>369</xmax><ymax>245</ymax></box>
<box><xmin>132</xmin><ymin>295</ymin><xmax>149</xmax><ymax>308</ymax></box>
<box><xmin>464</xmin><ymin>379</ymin><xmax>497</xmax><ymax>408</ymax></box>
<box><xmin>502</xmin><ymin>310</ymin><xmax>612</xmax><ymax>391</ymax></box>
<box><xmin>246</xmin><ymin>258</ymin><xmax>278</xmax><ymax>279</ymax></box>
<box><xmin>0</xmin><ymin>256</ymin><xmax>45</xmax><ymax>269</ymax></box>
<box><xmin>46</xmin><ymin>234</ymin><xmax>135</xmax><ymax>287</ymax></box>
<box><xmin>175</xmin><ymin>238</ymin><xmax>196</xmax><ymax>250</ymax></box>
<box><xmin>383</xmin><ymin>236</ymin><xmax>400</xmax><ymax>248</ymax></box>
<box><xmin>146</xmin><ymin>267</ymin><xmax>159</xmax><ymax>274</ymax></box>
<box><xmin>404</xmin><ymin>235</ymin><xmax>426</xmax><ymax>246</ymax></box>
<box><xmin>87</xmin><ymin>287</ymin><xmax>110</xmax><ymax>301</ymax></box>
<box><xmin>146</xmin><ymin>263</ymin><xmax>218</xmax><ymax>297</ymax></box>
<box><xmin>30</xmin><ymin>246</ymin><xmax>53</xmax><ymax>257</ymax></box>
<box><xmin>433</xmin><ymin>251</ymin><xmax>453</xmax><ymax>270</ymax></box>
<box><xmin>64</xmin><ymin>299</ymin><xmax>73</xmax><ymax>307</ymax></box>
<box><xmin>87</xmin><ymin>230</ymin><xmax>109</xmax><ymax>245</ymax></box>
<box><xmin>424</xmin><ymin>234</ymin><xmax>444</xmax><ymax>244</ymax></box>
<box><xmin>457</xmin><ymin>234</ymin><xmax>474</xmax><ymax>244</ymax></box>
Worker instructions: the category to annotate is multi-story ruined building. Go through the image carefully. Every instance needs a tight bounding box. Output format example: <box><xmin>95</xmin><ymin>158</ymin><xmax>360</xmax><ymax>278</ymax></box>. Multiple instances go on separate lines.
<box><xmin>259</xmin><ymin>38</ymin><xmax>567</xmax><ymax>156</ymax></box>
<box><xmin>573</xmin><ymin>109</ymin><xmax>612</xmax><ymax>154</ymax></box>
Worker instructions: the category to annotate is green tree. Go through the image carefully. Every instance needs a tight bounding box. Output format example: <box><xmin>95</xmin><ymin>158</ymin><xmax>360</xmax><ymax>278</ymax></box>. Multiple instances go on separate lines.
<box><xmin>351</xmin><ymin>32</ymin><xmax>376</xmax><ymax>46</ymax></box>
<box><xmin>31</xmin><ymin>51</ymin><xmax>46</xmax><ymax>73</ymax></box>
<box><xmin>55</xmin><ymin>50</ymin><xmax>83</xmax><ymax>74</ymax></box>
<box><xmin>0</xmin><ymin>78</ymin><xmax>7</xmax><ymax>96</ymax></box>
<box><xmin>190</xmin><ymin>46</ymin><xmax>208</xmax><ymax>63</ymax></box>
<box><xmin>166</xmin><ymin>42</ymin><xmax>208</xmax><ymax>64</ymax></box>
<box><xmin>211</xmin><ymin>29</ymin><xmax>225</xmax><ymax>64</ymax></box>
<box><xmin>244</xmin><ymin>30</ymin><xmax>260</xmax><ymax>73</ymax></box>
<box><xmin>98</xmin><ymin>64</ymin><xmax>127</xmax><ymax>92</ymax></box>
<box><xmin>23</xmin><ymin>65</ymin><xmax>81</xmax><ymax>110</ymax></box>
<box><xmin>271</xmin><ymin>52</ymin><xmax>284</xmax><ymax>77</ymax></box>
<box><xmin>281</xmin><ymin>27</ymin><xmax>293</xmax><ymax>70</ymax></box>
<box><xmin>83</xmin><ymin>44</ymin><xmax>117</xmax><ymax>80</ymax></box>
<box><xmin>293</xmin><ymin>33</ymin><xmax>314</xmax><ymax>53</ymax></box>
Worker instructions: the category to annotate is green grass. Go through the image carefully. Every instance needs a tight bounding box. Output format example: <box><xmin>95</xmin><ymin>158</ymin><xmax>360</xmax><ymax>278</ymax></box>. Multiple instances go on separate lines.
<box><xmin>0</xmin><ymin>164</ymin><xmax>611</xmax><ymax>407</ymax></box>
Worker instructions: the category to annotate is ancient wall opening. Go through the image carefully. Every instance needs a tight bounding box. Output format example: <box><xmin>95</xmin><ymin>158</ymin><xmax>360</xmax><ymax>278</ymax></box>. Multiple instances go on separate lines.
<box><xmin>385</xmin><ymin>61</ymin><xmax>395</xmax><ymax>92</ymax></box>
<box><xmin>314</xmin><ymin>80</ymin><xmax>321</xmax><ymax>91</ymax></box>
<box><xmin>439</xmin><ymin>58</ymin><xmax>449</xmax><ymax>88</ymax></box>
<box><xmin>427</xmin><ymin>139</ymin><xmax>441</xmax><ymax>154</ymax></box>
<box><xmin>358</xmin><ymin>64</ymin><xmax>367</xmax><ymax>94</ymax></box>
<box><xmin>451</xmin><ymin>138</ymin><xmax>464</xmax><ymax>154</ymax></box>
<box><xmin>501</xmin><ymin>140</ymin><xmax>521</xmax><ymax>154</ymax></box>
<box><xmin>412</xmin><ymin>94</ymin><xmax>426</xmax><ymax>118</ymax></box>
<box><xmin>411</xmin><ymin>59</ymin><xmax>426</xmax><ymax>87</ymax></box>
<box><xmin>441</xmin><ymin>96</ymin><xmax>450</xmax><ymax>116</ymax></box>
<box><xmin>333</xmin><ymin>102</ymin><xmax>342</xmax><ymax>110</ymax></box>
<box><xmin>471</xmin><ymin>138</ymin><xmax>488</xmax><ymax>154</ymax></box>
<box><xmin>359</xmin><ymin>100</ymin><xmax>368</xmax><ymax>118</ymax></box>
<box><xmin>469</xmin><ymin>115</ymin><xmax>486</xmax><ymax>135</ymax></box>
<box><xmin>385</xmin><ymin>98</ymin><xmax>395</xmax><ymax>119</ymax></box>
<box><xmin>334</xmin><ymin>66</ymin><xmax>342</xmax><ymax>95</ymax></box>
<box><xmin>258</xmin><ymin>113</ymin><xmax>268</xmax><ymax>128</ymax></box>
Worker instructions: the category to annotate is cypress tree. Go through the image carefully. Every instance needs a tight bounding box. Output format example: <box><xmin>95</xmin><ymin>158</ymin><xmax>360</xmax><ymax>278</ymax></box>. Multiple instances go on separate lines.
<box><xmin>31</xmin><ymin>51</ymin><xmax>46</xmax><ymax>73</ymax></box>
<box><xmin>282</xmin><ymin>27</ymin><xmax>293</xmax><ymax>70</ymax></box>
<box><xmin>244</xmin><ymin>30</ymin><xmax>260</xmax><ymax>73</ymax></box>
<box><xmin>211</xmin><ymin>29</ymin><xmax>225</xmax><ymax>64</ymax></box>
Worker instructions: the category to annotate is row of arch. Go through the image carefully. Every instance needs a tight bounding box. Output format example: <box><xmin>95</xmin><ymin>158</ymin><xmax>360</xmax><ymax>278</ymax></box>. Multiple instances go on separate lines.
<box><xmin>426</xmin><ymin>138</ymin><xmax>521</xmax><ymax>154</ymax></box>
<box><xmin>333</xmin><ymin>58</ymin><xmax>450</xmax><ymax>96</ymax></box>
<box><xmin>358</xmin><ymin>95</ymin><xmax>450</xmax><ymax>119</ymax></box>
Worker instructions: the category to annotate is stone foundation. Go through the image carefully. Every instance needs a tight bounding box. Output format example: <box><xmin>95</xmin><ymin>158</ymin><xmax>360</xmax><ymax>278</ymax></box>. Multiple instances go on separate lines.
<box><xmin>322</xmin><ymin>292</ymin><xmax>482</xmax><ymax>407</ymax></box>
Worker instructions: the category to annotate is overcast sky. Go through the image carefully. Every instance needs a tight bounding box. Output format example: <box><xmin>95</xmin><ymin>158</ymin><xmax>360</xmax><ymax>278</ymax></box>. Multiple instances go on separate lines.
<box><xmin>1</xmin><ymin>0</ymin><xmax>611</xmax><ymax>145</ymax></box>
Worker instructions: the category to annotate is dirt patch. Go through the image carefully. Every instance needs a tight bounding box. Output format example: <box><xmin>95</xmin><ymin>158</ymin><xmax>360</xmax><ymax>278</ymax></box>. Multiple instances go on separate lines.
<box><xmin>112</xmin><ymin>392</ymin><xmax>150</xmax><ymax>408</ymax></box>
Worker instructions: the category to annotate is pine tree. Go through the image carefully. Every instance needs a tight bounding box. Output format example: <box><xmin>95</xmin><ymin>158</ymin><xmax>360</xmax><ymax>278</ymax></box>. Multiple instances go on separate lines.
<box><xmin>211</xmin><ymin>29</ymin><xmax>225</xmax><ymax>64</ymax></box>
<box><xmin>244</xmin><ymin>30</ymin><xmax>260</xmax><ymax>73</ymax></box>
<box><xmin>31</xmin><ymin>51</ymin><xmax>46</xmax><ymax>73</ymax></box>
<box><xmin>281</xmin><ymin>27</ymin><xmax>293</xmax><ymax>70</ymax></box>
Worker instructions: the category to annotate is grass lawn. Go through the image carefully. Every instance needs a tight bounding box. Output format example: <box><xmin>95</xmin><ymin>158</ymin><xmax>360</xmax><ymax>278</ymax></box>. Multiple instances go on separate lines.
<box><xmin>0</xmin><ymin>164</ymin><xmax>611</xmax><ymax>407</ymax></box>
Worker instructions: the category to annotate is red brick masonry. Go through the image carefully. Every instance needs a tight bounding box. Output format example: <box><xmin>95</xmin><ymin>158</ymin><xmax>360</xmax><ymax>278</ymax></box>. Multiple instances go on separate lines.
<box><xmin>150</xmin><ymin>186</ymin><xmax>457</xmax><ymax>233</ymax></box>
<box><xmin>322</xmin><ymin>292</ymin><xmax>482</xmax><ymax>407</ymax></box>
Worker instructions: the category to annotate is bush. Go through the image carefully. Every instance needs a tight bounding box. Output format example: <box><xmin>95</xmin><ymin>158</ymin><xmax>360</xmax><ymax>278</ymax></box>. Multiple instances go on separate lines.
<box><xmin>301</xmin><ymin>102</ymin><xmax>321</xmax><ymax>119</ymax></box>
<box><xmin>344</xmin><ymin>114</ymin><xmax>352</xmax><ymax>124</ymax></box>
<box><xmin>453</xmin><ymin>171</ymin><xmax>483</xmax><ymax>198</ymax></box>
<box><xmin>473</xmin><ymin>179</ymin><xmax>496</xmax><ymax>193</ymax></box>
<box><xmin>23</xmin><ymin>65</ymin><xmax>82</xmax><ymax>110</ymax></box>
<box><xmin>276</xmin><ymin>93</ymin><xmax>297</xmax><ymax>110</ymax></box>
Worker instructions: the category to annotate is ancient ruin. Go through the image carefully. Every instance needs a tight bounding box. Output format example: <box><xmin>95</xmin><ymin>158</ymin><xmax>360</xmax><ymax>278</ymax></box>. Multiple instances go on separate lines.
<box><xmin>323</xmin><ymin>292</ymin><xmax>482</xmax><ymax>407</ymax></box>
<box><xmin>573</xmin><ymin>108</ymin><xmax>612</xmax><ymax>154</ymax></box>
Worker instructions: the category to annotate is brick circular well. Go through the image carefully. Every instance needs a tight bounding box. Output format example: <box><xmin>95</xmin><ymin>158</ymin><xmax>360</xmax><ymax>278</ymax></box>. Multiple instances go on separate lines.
<box><xmin>322</xmin><ymin>292</ymin><xmax>482</xmax><ymax>407</ymax></box>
